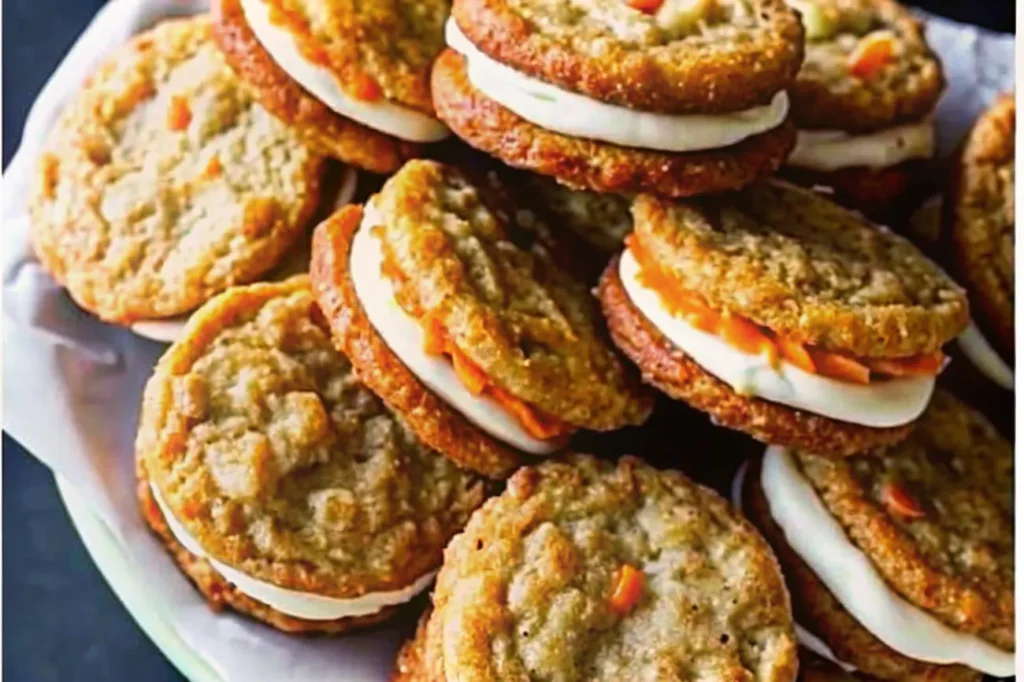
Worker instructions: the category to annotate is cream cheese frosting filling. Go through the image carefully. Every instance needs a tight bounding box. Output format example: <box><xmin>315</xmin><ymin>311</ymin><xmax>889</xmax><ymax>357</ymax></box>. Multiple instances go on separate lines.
<box><xmin>761</xmin><ymin>446</ymin><xmax>1016</xmax><ymax>676</ymax></box>
<box><xmin>788</xmin><ymin>120</ymin><xmax>935</xmax><ymax>172</ymax></box>
<box><xmin>729</xmin><ymin>461</ymin><xmax>859</xmax><ymax>674</ymax></box>
<box><xmin>618</xmin><ymin>249</ymin><xmax>934</xmax><ymax>427</ymax></box>
<box><xmin>445</xmin><ymin>19</ymin><xmax>789</xmax><ymax>153</ymax></box>
<box><xmin>958</xmin><ymin>320</ymin><xmax>1013</xmax><ymax>390</ymax></box>
<box><xmin>151</xmin><ymin>483</ymin><xmax>437</xmax><ymax>620</ymax></box>
<box><xmin>349</xmin><ymin>205</ymin><xmax>562</xmax><ymax>455</ymax></box>
<box><xmin>240</xmin><ymin>0</ymin><xmax>449</xmax><ymax>143</ymax></box>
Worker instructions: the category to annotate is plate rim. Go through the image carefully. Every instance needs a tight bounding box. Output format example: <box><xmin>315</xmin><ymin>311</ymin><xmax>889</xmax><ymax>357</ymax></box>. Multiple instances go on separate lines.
<box><xmin>55</xmin><ymin>475</ymin><xmax>224</xmax><ymax>682</ymax></box>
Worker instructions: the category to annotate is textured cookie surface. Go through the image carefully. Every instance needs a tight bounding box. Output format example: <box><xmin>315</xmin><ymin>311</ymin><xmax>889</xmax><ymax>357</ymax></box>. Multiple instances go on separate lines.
<box><xmin>432</xmin><ymin>49</ymin><xmax>797</xmax><ymax>197</ymax></box>
<box><xmin>137</xmin><ymin>470</ymin><xmax>397</xmax><ymax>634</ymax></box>
<box><xmin>520</xmin><ymin>172</ymin><xmax>633</xmax><ymax>254</ymax></box>
<box><xmin>453</xmin><ymin>0</ymin><xmax>803</xmax><ymax>112</ymax></box>
<box><xmin>426</xmin><ymin>455</ymin><xmax>798</xmax><ymax>682</ymax></box>
<box><xmin>136</xmin><ymin>277</ymin><xmax>486</xmax><ymax>598</ymax></box>
<box><xmin>262</xmin><ymin>0</ymin><xmax>449</xmax><ymax>112</ymax></box>
<box><xmin>632</xmin><ymin>180</ymin><xmax>968</xmax><ymax>357</ymax></box>
<box><xmin>598</xmin><ymin>258</ymin><xmax>914</xmax><ymax>456</ymax></box>
<box><xmin>790</xmin><ymin>0</ymin><xmax>943</xmax><ymax>132</ymax></box>
<box><xmin>213</xmin><ymin>0</ymin><xmax>419</xmax><ymax>171</ymax></box>
<box><xmin>744</xmin><ymin>459</ymin><xmax>981</xmax><ymax>682</ymax></box>
<box><xmin>369</xmin><ymin>160</ymin><xmax>652</xmax><ymax>430</ymax></box>
<box><xmin>29</xmin><ymin>16</ymin><xmax>324</xmax><ymax>323</ymax></box>
<box><xmin>949</xmin><ymin>94</ymin><xmax>1015</xmax><ymax>361</ymax></box>
<box><xmin>793</xmin><ymin>390</ymin><xmax>1014</xmax><ymax>651</ymax></box>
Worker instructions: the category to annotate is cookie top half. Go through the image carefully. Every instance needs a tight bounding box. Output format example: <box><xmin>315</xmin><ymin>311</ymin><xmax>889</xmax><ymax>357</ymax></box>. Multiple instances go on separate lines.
<box><xmin>429</xmin><ymin>455</ymin><xmax>798</xmax><ymax>682</ymax></box>
<box><xmin>949</xmin><ymin>93</ymin><xmax>1015</xmax><ymax>361</ymax></box>
<box><xmin>792</xmin><ymin>390</ymin><xmax>1013</xmax><ymax>650</ymax></box>
<box><xmin>452</xmin><ymin>0</ymin><xmax>804</xmax><ymax>113</ymax></box>
<box><xmin>369</xmin><ymin>160</ymin><xmax>652</xmax><ymax>430</ymax></box>
<box><xmin>260</xmin><ymin>0</ymin><xmax>449</xmax><ymax>113</ymax></box>
<box><xmin>789</xmin><ymin>0</ymin><xmax>943</xmax><ymax>132</ymax></box>
<box><xmin>632</xmin><ymin>180</ymin><xmax>968</xmax><ymax>358</ymax></box>
<box><xmin>136</xmin><ymin>277</ymin><xmax>486</xmax><ymax>598</ymax></box>
<box><xmin>29</xmin><ymin>15</ymin><xmax>324</xmax><ymax>323</ymax></box>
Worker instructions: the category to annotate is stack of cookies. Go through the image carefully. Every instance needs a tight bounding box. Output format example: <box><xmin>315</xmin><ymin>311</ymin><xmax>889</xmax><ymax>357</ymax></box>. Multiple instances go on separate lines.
<box><xmin>24</xmin><ymin>0</ymin><xmax>1014</xmax><ymax>680</ymax></box>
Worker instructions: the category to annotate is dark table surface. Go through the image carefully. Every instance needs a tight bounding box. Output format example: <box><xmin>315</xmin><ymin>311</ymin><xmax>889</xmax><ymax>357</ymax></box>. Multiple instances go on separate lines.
<box><xmin>2</xmin><ymin>2</ymin><xmax>1014</xmax><ymax>681</ymax></box>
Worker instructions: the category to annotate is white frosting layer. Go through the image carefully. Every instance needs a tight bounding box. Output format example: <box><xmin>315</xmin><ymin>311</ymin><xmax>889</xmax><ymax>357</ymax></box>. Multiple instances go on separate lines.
<box><xmin>445</xmin><ymin>19</ymin><xmax>789</xmax><ymax>153</ymax></box>
<box><xmin>788</xmin><ymin>121</ymin><xmax>935</xmax><ymax>171</ymax></box>
<box><xmin>349</xmin><ymin>206</ymin><xmax>561</xmax><ymax>455</ymax></box>
<box><xmin>958</xmin><ymin>320</ymin><xmax>1014</xmax><ymax>390</ymax></box>
<box><xmin>729</xmin><ymin>462</ymin><xmax>858</xmax><ymax>674</ymax></box>
<box><xmin>150</xmin><ymin>483</ymin><xmax>436</xmax><ymax>620</ymax></box>
<box><xmin>241</xmin><ymin>0</ymin><xmax>449</xmax><ymax>142</ymax></box>
<box><xmin>761</xmin><ymin>446</ymin><xmax>1016</xmax><ymax>676</ymax></box>
<box><xmin>618</xmin><ymin>249</ymin><xmax>934</xmax><ymax>427</ymax></box>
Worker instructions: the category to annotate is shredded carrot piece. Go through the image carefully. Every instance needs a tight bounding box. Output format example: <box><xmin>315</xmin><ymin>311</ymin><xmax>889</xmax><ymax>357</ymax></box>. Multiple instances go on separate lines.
<box><xmin>451</xmin><ymin>347</ymin><xmax>489</xmax><ymax>396</ymax></box>
<box><xmin>866</xmin><ymin>352</ymin><xmax>945</xmax><ymax>377</ymax></box>
<box><xmin>881</xmin><ymin>483</ymin><xmax>926</xmax><ymax>519</ymax></box>
<box><xmin>202</xmin><ymin>155</ymin><xmax>223</xmax><ymax>179</ymax></box>
<box><xmin>352</xmin><ymin>73</ymin><xmax>383</xmax><ymax>101</ymax></box>
<box><xmin>848</xmin><ymin>31</ymin><xmax>896</xmax><ymax>79</ymax></box>
<box><xmin>627</xmin><ymin>0</ymin><xmax>664</xmax><ymax>12</ymax></box>
<box><xmin>810</xmin><ymin>351</ymin><xmax>871</xmax><ymax>385</ymax></box>
<box><xmin>417</xmin><ymin>311</ymin><xmax>573</xmax><ymax>440</ymax></box>
<box><xmin>777</xmin><ymin>336</ymin><xmax>816</xmax><ymax>374</ymax></box>
<box><xmin>609</xmin><ymin>565</ymin><xmax>645</xmax><ymax>615</ymax></box>
<box><xmin>167</xmin><ymin>95</ymin><xmax>192</xmax><ymax>131</ymax></box>
<box><xmin>626</xmin><ymin>235</ymin><xmax>944</xmax><ymax>385</ymax></box>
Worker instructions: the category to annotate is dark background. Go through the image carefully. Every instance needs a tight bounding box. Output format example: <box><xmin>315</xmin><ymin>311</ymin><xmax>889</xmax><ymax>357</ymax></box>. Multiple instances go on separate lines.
<box><xmin>2</xmin><ymin>2</ymin><xmax>1014</xmax><ymax>681</ymax></box>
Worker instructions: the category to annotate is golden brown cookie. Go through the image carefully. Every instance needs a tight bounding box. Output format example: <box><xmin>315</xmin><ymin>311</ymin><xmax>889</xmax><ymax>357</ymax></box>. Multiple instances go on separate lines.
<box><xmin>136</xmin><ymin>276</ymin><xmax>486</xmax><ymax>633</ymax></box>
<box><xmin>453</xmin><ymin>0</ymin><xmax>804</xmax><ymax>113</ymax></box>
<box><xmin>432</xmin><ymin>49</ymin><xmax>798</xmax><ymax>197</ymax></box>
<box><xmin>311</xmin><ymin>161</ymin><xmax>653</xmax><ymax>475</ymax></box>
<box><xmin>947</xmin><ymin>93</ymin><xmax>1015</xmax><ymax>363</ymax></box>
<box><xmin>598</xmin><ymin>257</ymin><xmax>913</xmax><ymax>456</ymax></box>
<box><xmin>788</xmin><ymin>0</ymin><xmax>943</xmax><ymax>133</ymax></box>
<box><xmin>29</xmin><ymin>16</ymin><xmax>325</xmax><ymax>325</ymax></box>
<box><xmin>406</xmin><ymin>455</ymin><xmax>799</xmax><ymax>682</ymax></box>
<box><xmin>212</xmin><ymin>0</ymin><xmax>419</xmax><ymax>172</ymax></box>
<box><xmin>742</xmin><ymin>442</ymin><xmax>991</xmax><ymax>681</ymax></box>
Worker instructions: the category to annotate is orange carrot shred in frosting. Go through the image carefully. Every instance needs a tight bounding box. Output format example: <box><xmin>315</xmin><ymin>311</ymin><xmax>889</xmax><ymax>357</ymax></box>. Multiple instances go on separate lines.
<box><xmin>848</xmin><ymin>31</ymin><xmax>897</xmax><ymax>79</ymax></box>
<box><xmin>609</xmin><ymin>565</ymin><xmax>645</xmax><ymax>615</ymax></box>
<box><xmin>881</xmin><ymin>482</ymin><xmax>926</xmax><ymax>519</ymax></box>
<box><xmin>625</xmin><ymin>235</ymin><xmax>944</xmax><ymax>384</ymax></box>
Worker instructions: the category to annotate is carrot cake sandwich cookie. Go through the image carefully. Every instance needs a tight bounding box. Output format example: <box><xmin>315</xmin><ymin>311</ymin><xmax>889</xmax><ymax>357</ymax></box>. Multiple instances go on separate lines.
<box><xmin>394</xmin><ymin>455</ymin><xmax>799</xmax><ymax>682</ymax></box>
<box><xmin>136</xmin><ymin>276</ymin><xmax>486</xmax><ymax>634</ymax></box>
<box><xmin>28</xmin><ymin>15</ymin><xmax>325</xmax><ymax>328</ymax></box>
<box><xmin>311</xmin><ymin>160</ymin><xmax>653</xmax><ymax>478</ymax></box>
<box><xmin>783</xmin><ymin>0</ymin><xmax>943</xmax><ymax>217</ymax></box>
<box><xmin>599</xmin><ymin>180</ymin><xmax>969</xmax><ymax>455</ymax></box>
<box><xmin>737</xmin><ymin>390</ymin><xmax>1014</xmax><ymax>681</ymax></box>
<box><xmin>947</xmin><ymin>94</ymin><xmax>1015</xmax><ymax>390</ymax></box>
<box><xmin>433</xmin><ymin>0</ymin><xmax>804</xmax><ymax>197</ymax></box>
<box><xmin>212</xmin><ymin>0</ymin><xmax>450</xmax><ymax>173</ymax></box>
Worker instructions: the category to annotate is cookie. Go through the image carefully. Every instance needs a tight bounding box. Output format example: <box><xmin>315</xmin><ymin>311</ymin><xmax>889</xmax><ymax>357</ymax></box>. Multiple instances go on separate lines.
<box><xmin>599</xmin><ymin>180</ymin><xmax>967</xmax><ymax>453</ymax></box>
<box><xmin>741</xmin><ymin>391</ymin><xmax>1013</xmax><ymax>680</ymax></box>
<box><xmin>311</xmin><ymin>161</ymin><xmax>653</xmax><ymax>477</ymax></box>
<box><xmin>29</xmin><ymin>16</ymin><xmax>325</xmax><ymax>325</ymax></box>
<box><xmin>433</xmin><ymin>0</ymin><xmax>802</xmax><ymax>196</ymax></box>
<box><xmin>136</xmin><ymin>276</ymin><xmax>486</xmax><ymax>633</ymax></box>
<box><xmin>399</xmin><ymin>455</ymin><xmax>799</xmax><ymax>682</ymax></box>
<box><xmin>211</xmin><ymin>0</ymin><xmax>449</xmax><ymax>171</ymax></box>
<box><xmin>515</xmin><ymin>172</ymin><xmax>634</xmax><ymax>256</ymax></box>
<box><xmin>947</xmin><ymin>93</ymin><xmax>1015</xmax><ymax>376</ymax></box>
<box><xmin>782</xmin><ymin>0</ymin><xmax>943</xmax><ymax>215</ymax></box>
<box><xmin>129</xmin><ymin>164</ymin><xmax>360</xmax><ymax>343</ymax></box>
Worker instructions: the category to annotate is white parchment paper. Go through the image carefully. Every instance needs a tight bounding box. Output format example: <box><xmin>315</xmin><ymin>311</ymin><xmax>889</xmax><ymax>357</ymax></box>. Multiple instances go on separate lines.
<box><xmin>1</xmin><ymin>2</ymin><xmax>1014</xmax><ymax>680</ymax></box>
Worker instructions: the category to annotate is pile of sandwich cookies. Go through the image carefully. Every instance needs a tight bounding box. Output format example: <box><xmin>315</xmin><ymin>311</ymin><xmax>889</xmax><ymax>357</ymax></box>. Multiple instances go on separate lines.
<box><xmin>24</xmin><ymin>0</ymin><xmax>1014</xmax><ymax>680</ymax></box>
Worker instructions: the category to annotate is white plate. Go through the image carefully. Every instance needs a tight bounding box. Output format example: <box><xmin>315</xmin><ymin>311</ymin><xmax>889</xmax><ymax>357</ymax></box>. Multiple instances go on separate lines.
<box><xmin>3</xmin><ymin>2</ymin><xmax>1014</xmax><ymax>680</ymax></box>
